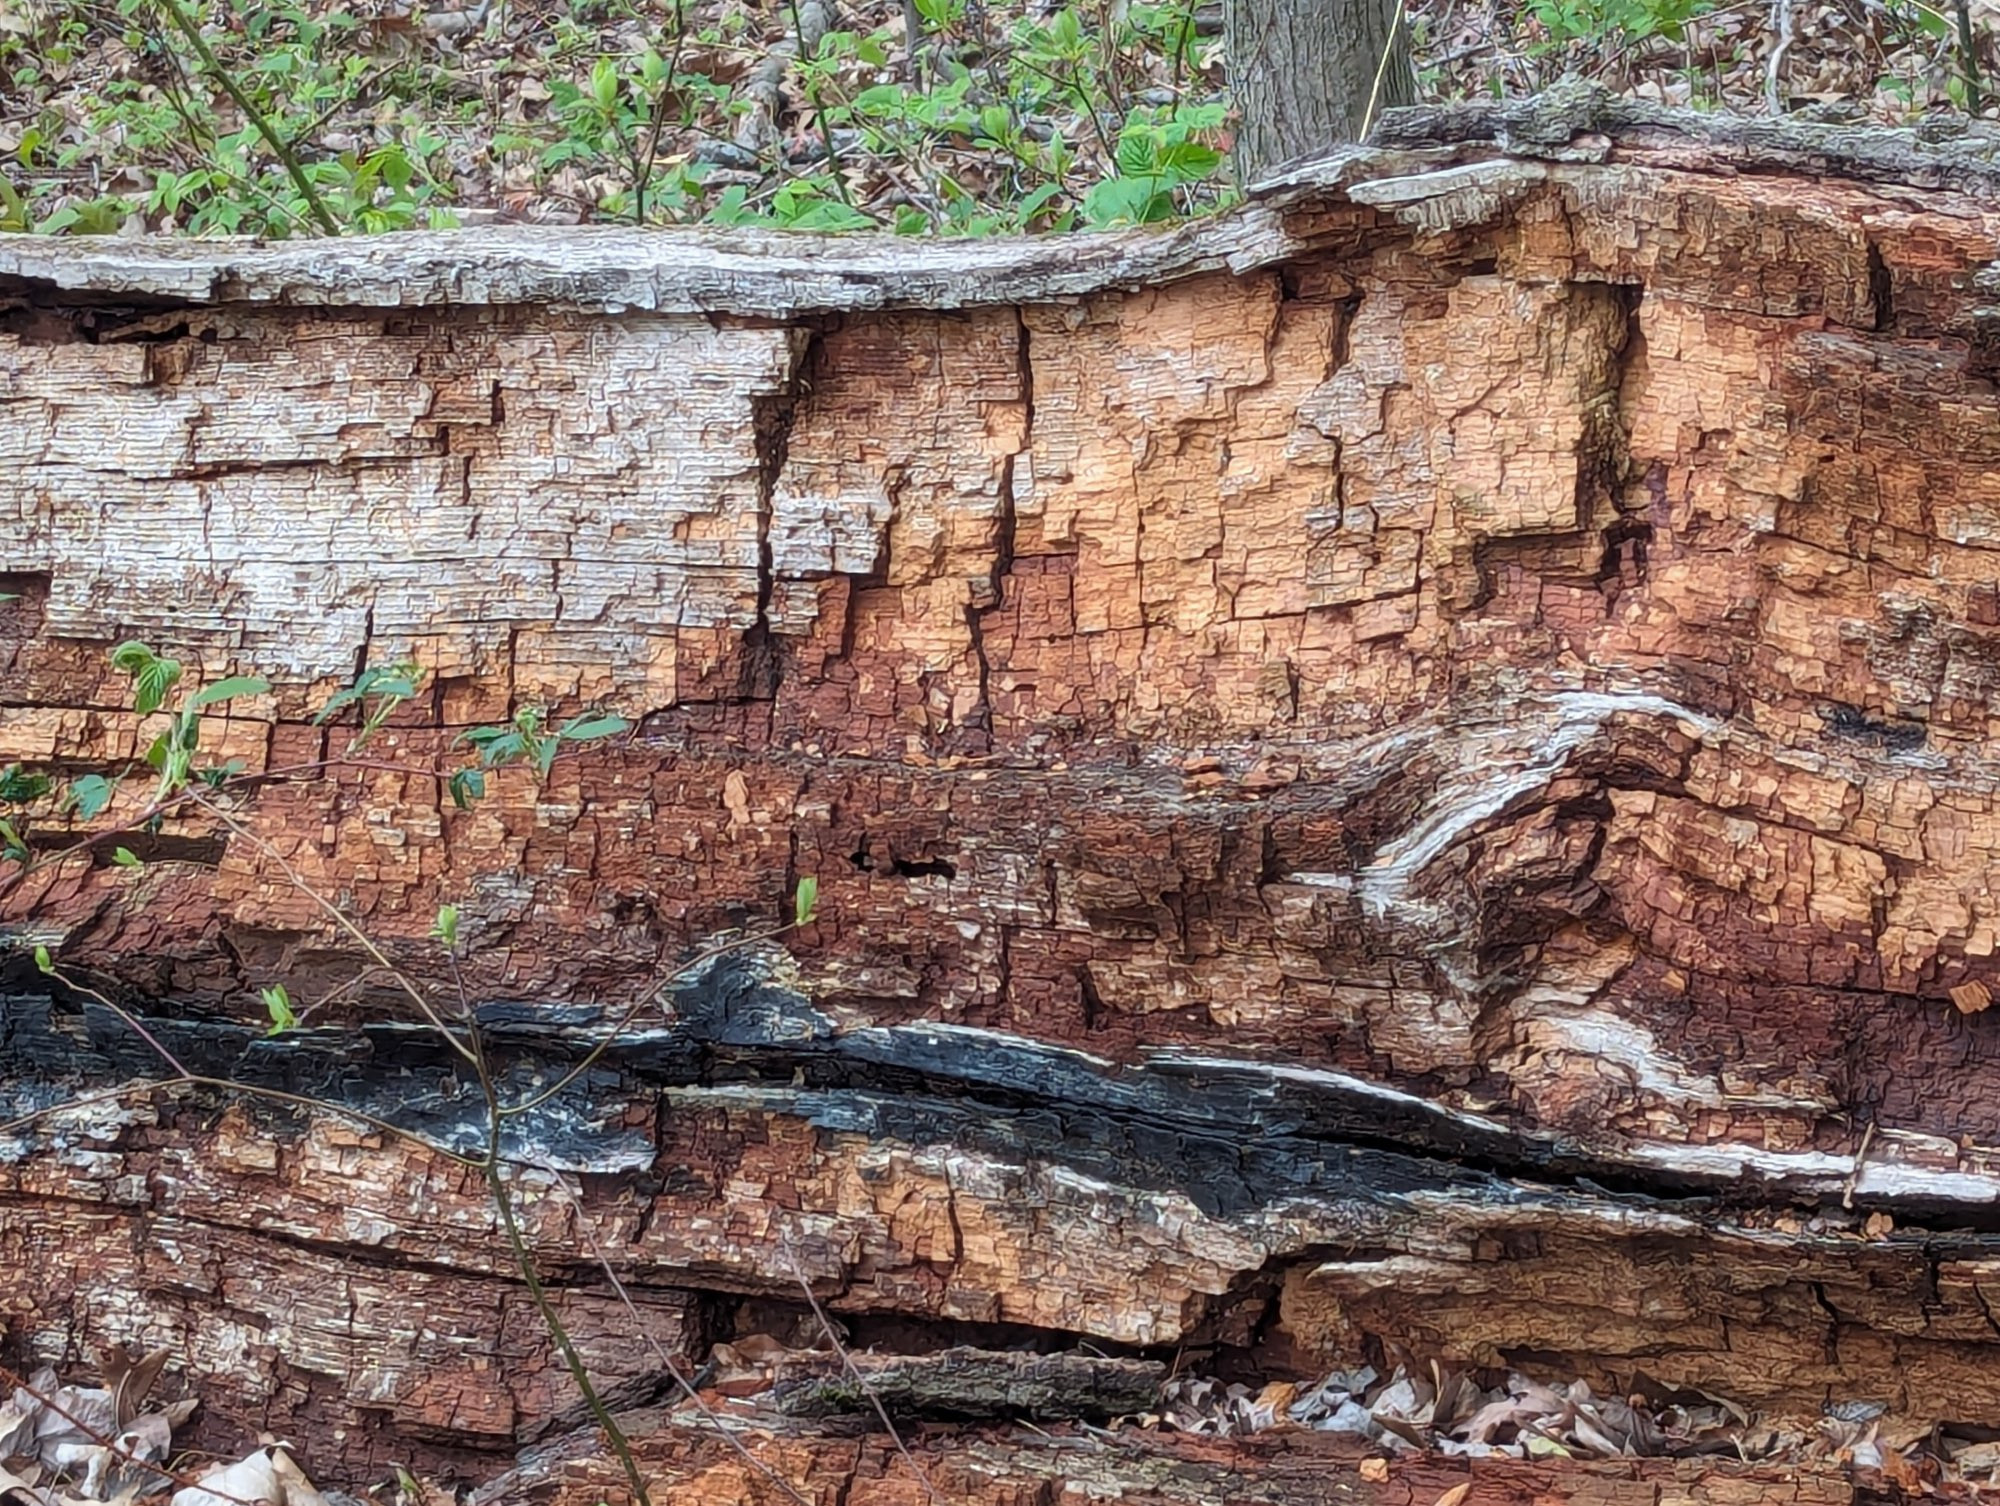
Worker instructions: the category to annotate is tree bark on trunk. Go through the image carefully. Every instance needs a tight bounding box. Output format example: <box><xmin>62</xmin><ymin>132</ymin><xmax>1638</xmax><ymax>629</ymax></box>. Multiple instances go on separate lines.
<box><xmin>1224</xmin><ymin>0</ymin><xmax>1413</xmax><ymax>178</ymax></box>
<box><xmin>6</xmin><ymin>95</ymin><xmax>2000</xmax><ymax>1504</ymax></box>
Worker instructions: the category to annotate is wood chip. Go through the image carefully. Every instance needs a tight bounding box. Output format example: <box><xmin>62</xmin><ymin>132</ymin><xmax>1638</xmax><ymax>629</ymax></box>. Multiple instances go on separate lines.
<box><xmin>1359</xmin><ymin>1458</ymin><xmax>1391</xmax><ymax>1483</ymax></box>
<box><xmin>1951</xmin><ymin>980</ymin><xmax>1992</xmax><ymax>1014</ymax></box>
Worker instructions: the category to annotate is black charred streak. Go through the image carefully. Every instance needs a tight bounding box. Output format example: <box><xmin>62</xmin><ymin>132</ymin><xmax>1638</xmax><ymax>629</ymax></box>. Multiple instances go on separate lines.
<box><xmin>2</xmin><ymin>951</ymin><xmax>1994</xmax><ymax>1229</ymax></box>
<box><xmin>1822</xmin><ymin>702</ymin><xmax>1928</xmax><ymax>753</ymax></box>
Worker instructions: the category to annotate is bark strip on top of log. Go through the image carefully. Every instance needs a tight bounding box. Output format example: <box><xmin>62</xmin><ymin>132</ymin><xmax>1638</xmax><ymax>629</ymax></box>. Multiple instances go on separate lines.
<box><xmin>7</xmin><ymin>101</ymin><xmax>2000</xmax><ymax>1500</ymax></box>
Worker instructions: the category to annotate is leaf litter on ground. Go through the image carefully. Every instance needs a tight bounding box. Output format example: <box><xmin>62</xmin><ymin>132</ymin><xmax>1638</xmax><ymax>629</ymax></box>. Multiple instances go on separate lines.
<box><xmin>1136</xmin><ymin>1351</ymin><xmax>2000</xmax><ymax>1489</ymax></box>
<box><xmin>0</xmin><ymin>1353</ymin><xmax>338</xmax><ymax>1506</ymax></box>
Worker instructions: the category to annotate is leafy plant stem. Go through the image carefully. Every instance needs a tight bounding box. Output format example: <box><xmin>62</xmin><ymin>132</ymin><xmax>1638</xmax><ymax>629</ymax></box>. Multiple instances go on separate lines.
<box><xmin>468</xmin><ymin>1023</ymin><xmax>654</xmax><ymax>1506</ymax></box>
<box><xmin>150</xmin><ymin>0</ymin><xmax>341</xmax><ymax>234</ymax></box>
<box><xmin>635</xmin><ymin>0</ymin><xmax>690</xmax><ymax>224</ymax></box>
<box><xmin>787</xmin><ymin>0</ymin><xmax>856</xmax><ymax>208</ymax></box>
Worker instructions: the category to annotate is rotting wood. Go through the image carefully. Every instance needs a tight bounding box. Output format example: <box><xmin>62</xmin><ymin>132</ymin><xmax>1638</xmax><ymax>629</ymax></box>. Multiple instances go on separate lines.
<box><xmin>7</xmin><ymin>99</ymin><xmax>2000</xmax><ymax>1500</ymax></box>
<box><xmin>465</xmin><ymin>1414</ymin><xmax>1941</xmax><ymax>1506</ymax></box>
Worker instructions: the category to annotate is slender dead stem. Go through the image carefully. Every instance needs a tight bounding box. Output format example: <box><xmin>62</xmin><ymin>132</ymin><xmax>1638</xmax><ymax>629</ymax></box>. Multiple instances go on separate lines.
<box><xmin>1765</xmin><ymin>0</ymin><xmax>1796</xmax><ymax>114</ymax></box>
<box><xmin>185</xmin><ymin>791</ymin><xmax>478</xmax><ymax>1063</ymax></box>
<box><xmin>0</xmin><ymin>753</ymin><xmax>444</xmax><ymax>906</ymax></box>
<box><xmin>1842</xmin><ymin>1119</ymin><xmax>1878</xmax><ymax>1210</ymax></box>
<box><xmin>1954</xmin><ymin>0</ymin><xmax>1985</xmax><ymax>111</ymax></box>
<box><xmin>499</xmin><ymin>922</ymin><xmax>792</xmax><ymax>1117</ymax></box>
<box><xmin>1359</xmin><ymin>0</ymin><xmax>1412</xmax><ymax>140</ymax></box>
<box><xmin>536</xmin><ymin>1161</ymin><xmax>814</xmax><ymax>1506</ymax></box>
<box><xmin>781</xmin><ymin>1240</ymin><xmax>938</xmax><ymax>1503</ymax></box>
<box><xmin>21</xmin><ymin>965</ymin><xmax>486</xmax><ymax>1166</ymax></box>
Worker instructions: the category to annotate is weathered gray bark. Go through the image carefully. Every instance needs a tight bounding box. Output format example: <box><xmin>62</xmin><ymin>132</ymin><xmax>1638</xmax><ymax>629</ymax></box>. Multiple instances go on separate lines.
<box><xmin>1225</xmin><ymin>0</ymin><xmax>1413</xmax><ymax>179</ymax></box>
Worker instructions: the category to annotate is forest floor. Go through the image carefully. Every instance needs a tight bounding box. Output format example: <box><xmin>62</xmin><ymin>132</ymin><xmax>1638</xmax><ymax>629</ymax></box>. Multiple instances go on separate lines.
<box><xmin>1</xmin><ymin>0</ymin><xmax>1995</xmax><ymax>238</ymax></box>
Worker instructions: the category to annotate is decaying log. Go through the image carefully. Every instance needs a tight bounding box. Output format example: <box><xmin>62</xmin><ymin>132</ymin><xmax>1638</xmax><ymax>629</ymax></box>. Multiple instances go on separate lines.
<box><xmin>468</xmin><ymin>1418</ymin><xmax>1924</xmax><ymax>1506</ymax></box>
<box><xmin>8</xmin><ymin>97</ymin><xmax>2000</xmax><ymax>1500</ymax></box>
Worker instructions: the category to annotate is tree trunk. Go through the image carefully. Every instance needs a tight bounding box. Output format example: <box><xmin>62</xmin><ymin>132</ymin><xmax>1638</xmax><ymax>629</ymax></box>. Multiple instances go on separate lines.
<box><xmin>7</xmin><ymin>95</ymin><xmax>2000</xmax><ymax>1503</ymax></box>
<box><xmin>1224</xmin><ymin>0</ymin><xmax>1413</xmax><ymax>179</ymax></box>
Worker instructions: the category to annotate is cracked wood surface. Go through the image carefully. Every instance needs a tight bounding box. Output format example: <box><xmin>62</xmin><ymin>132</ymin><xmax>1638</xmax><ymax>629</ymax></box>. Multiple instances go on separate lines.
<box><xmin>470</xmin><ymin>1416</ymin><xmax>1912</xmax><ymax>1506</ymax></box>
<box><xmin>7</xmin><ymin>101</ymin><xmax>2000</xmax><ymax>1498</ymax></box>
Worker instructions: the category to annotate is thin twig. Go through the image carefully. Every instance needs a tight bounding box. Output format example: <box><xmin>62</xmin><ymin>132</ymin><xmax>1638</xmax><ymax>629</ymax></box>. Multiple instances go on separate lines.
<box><xmin>1010</xmin><ymin>54</ymin><xmax>1119</xmax><ymax>166</ymax></box>
<box><xmin>785</xmin><ymin>0</ymin><xmax>858</xmax><ymax>209</ymax></box>
<box><xmin>1842</xmin><ymin>1119</ymin><xmax>1877</xmax><ymax>1210</ymax></box>
<box><xmin>498</xmin><ymin>922</ymin><xmax>792</xmax><ymax>1117</ymax></box>
<box><xmin>22</xmin><ymin>965</ymin><xmax>487</xmax><ymax>1165</ymax></box>
<box><xmin>781</xmin><ymin>1240</ymin><xmax>938</xmax><ymax>1503</ymax></box>
<box><xmin>1954</xmin><ymin>0</ymin><xmax>1985</xmax><ymax>112</ymax></box>
<box><xmin>150</xmin><ymin>0</ymin><xmax>340</xmax><ymax>234</ymax></box>
<box><xmin>184</xmin><ymin>791</ymin><xmax>478</xmax><ymax>1064</ymax></box>
<box><xmin>635</xmin><ymin>0</ymin><xmax>690</xmax><ymax>225</ymax></box>
<box><xmin>0</xmin><ymin>752</ymin><xmax>446</xmax><ymax>904</ymax></box>
<box><xmin>536</xmin><ymin>1160</ymin><xmax>814</xmax><ymax>1506</ymax></box>
<box><xmin>468</xmin><ymin>1027</ymin><xmax>655</xmax><ymax>1506</ymax></box>
<box><xmin>1360</xmin><ymin>0</ymin><xmax>1413</xmax><ymax>141</ymax></box>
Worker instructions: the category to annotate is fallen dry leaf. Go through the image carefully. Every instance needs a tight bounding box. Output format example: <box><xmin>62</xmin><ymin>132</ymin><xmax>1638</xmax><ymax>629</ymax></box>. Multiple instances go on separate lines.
<box><xmin>1434</xmin><ymin>1483</ymin><xmax>1472</xmax><ymax>1506</ymax></box>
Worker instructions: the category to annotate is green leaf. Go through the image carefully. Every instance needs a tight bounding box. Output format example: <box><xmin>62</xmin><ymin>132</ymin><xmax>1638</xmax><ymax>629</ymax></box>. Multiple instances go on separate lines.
<box><xmin>110</xmin><ymin>846</ymin><xmax>142</xmax><ymax>868</ymax></box>
<box><xmin>314</xmin><ymin>660</ymin><xmax>424</xmax><ymax>749</ymax></box>
<box><xmin>0</xmin><ymin>765</ymin><xmax>53</xmax><ymax>805</ymax></box>
<box><xmin>66</xmin><ymin>775</ymin><xmax>117</xmax><ymax>821</ymax></box>
<box><xmin>1115</xmin><ymin>129</ymin><xmax>1159</xmax><ymax>179</ymax></box>
<box><xmin>0</xmin><ymin>819</ymin><xmax>26</xmax><ymax>864</ymax></box>
<box><xmin>135</xmin><ymin>656</ymin><xmax>182</xmax><ymax>714</ymax></box>
<box><xmin>110</xmin><ymin>640</ymin><xmax>182</xmax><ymax>716</ymax></box>
<box><xmin>198</xmin><ymin>757</ymin><xmax>249</xmax><ymax>790</ymax></box>
<box><xmin>448</xmin><ymin>768</ymin><xmax>485</xmax><ymax>810</ymax></box>
<box><xmin>190</xmin><ymin>675</ymin><xmax>271</xmax><ymax>709</ymax></box>
<box><xmin>794</xmin><ymin>874</ymin><xmax>819</xmax><ymax>927</ymax></box>
<box><xmin>1082</xmin><ymin>174</ymin><xmax>1166</xmax><ymax>227</ymax></box>
<box><xmin>558</xmin><ymin>713</ymin><xmax>631</xmax><ymax>743</ymax></box>
<box><xmin>432</xmin><ymin>904</ymin><xmax>460</xmax><ymax>948</ymax></box>
<box><xmin>33</xmin><ymin>944</ymin><xmax>52</xmax><ymax>975</ymax></box>
<box><xmin>852</xmin><ymin>82</ymin><xmax>908</xmax><ymax>114</ymax></box>
<box><xmin>1014</xmin><ymin>181</ymin><xmax>1066</xmax><ymax>223</ymax></box>
<box><xmin>261</xmin><ymin>983</ymin><xmax>297</xmax><ymax>1035</ymax></box>
<box><xmin>591</xmin><ymin>56</ymin><xmax>620</xmax><ymax>113</ymax></box>
<box><xmin>1161</xmin><ymin>141</ymin><xmax>1222</xmax><ymax>179</ymax></box>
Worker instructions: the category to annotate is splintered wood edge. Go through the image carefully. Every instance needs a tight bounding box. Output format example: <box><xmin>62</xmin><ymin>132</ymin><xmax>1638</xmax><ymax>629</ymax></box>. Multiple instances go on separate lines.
<box><xmin>3</xmin><ymin>93</ymin><xmax>1998</xmax><ymax>316</ymax></box>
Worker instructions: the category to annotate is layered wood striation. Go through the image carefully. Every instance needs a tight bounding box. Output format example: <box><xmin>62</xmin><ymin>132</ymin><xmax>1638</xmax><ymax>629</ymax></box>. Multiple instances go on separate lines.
<box><xmin>7</xmin><ymin>97</ymin><xmax>2000</xmax><ymax>1496</ymax></box>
